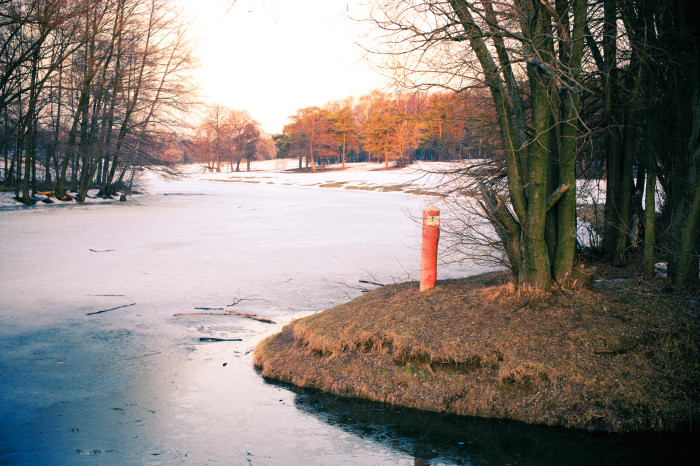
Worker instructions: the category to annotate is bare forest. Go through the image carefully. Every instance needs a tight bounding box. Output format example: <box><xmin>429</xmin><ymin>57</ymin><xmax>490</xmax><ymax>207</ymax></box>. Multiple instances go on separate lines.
<box><xmin>1</xmin><ymin>0</ymin><xmax>197</xmax><ymax>203</ymax></box>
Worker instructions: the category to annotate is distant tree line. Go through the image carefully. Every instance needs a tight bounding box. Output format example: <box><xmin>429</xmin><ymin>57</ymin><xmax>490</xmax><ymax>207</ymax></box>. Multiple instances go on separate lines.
<box><xmin>187</xmin><ymin>105</ymin><xmax>274</xmax><ymax>173</ymax></box>
<box><xmin>273</xmin><ymin>89</ymin><xmax>501</xmax><ymax>171</ymax></box>
<box><xmin>0</xmin><ymin>0</ymin><xmax>197</xmax><ymax>204</ymax></box>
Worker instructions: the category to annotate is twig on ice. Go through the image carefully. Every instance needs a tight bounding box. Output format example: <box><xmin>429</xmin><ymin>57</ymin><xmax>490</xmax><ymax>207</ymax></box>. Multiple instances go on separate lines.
<box><xmin>359</xmin><ymin>279</ymin><xmax>385</xmax><ymax>287</ymax></box>
<box><xmin>228</xmin><ymin>297</ymin><xmax>247</xmax><ymax>306</ymax></box>
<box><xmin>87</xmin><ymin>303</ymin><xmax>135</xmax><ymax>315</ymax></box>
<box><xmin>199</xmin><ymin>337</ymin><xmax>243</xmax><ymax>342</ymax></box>
<box><xmin>227</xmin><ymin>296</ymin><xmax>265</xmax><ymax>307</ymax></box>
<box><xmin>334</xmin><ymin>281</ymin><xmax>371</xmax><ymax>293</ymax></box>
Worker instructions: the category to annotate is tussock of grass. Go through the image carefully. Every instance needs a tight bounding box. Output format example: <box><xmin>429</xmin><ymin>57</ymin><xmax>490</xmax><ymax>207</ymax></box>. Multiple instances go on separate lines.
<box><xmin>255</xmin><ymin>270</ymin><xmax>699</xmax><ymax>432</ymax></box>
<box><xmin>377</xmin><ymin>184</ymin><xmax>409</xmax><ymax>192</ymax></box>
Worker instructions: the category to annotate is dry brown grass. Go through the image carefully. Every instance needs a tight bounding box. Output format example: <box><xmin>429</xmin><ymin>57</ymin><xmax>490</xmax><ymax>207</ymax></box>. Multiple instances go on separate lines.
<box><xmin>404</xmin><ymin>189</ymin><xmax>444</xmax><ymax>197</ymax></box>
<box><xmin>343</xmin><ymin>185</ymin><xmax>378</xmax><ymax>191</ymax></box>
<box><xmin>254</xmin><ymin>269</ymin><xmax>700</xmax><ymax>433</ymax></box>
<box><xmin>377</xmin><ymin>184</ymin><xmax>410</xmax><ymax>192</ymax></box>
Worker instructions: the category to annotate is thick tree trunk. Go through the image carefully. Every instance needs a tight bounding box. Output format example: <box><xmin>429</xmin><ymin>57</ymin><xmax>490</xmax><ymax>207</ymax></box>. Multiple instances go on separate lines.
<box><xmin>642</xmin><ymin>104</ymin><xmax>657</xmax><ymax>278</ymax></box>
<box><xmin>601</xmin><ymin>0</ymin><xmax>623</xmax><ymax>264</ymax></box>
<box><xmin>553</xmin><ymin>0</ymin><xmax>586</xmax><ymax>282</ymax></box>
<box><xmin>669</xmin><ymin>91</ymin><xmax>700</xmax><ymax>286</ymax></box>
<box><xmin>522</xmin><ymin>37</ymin><xmax>553</xmax><ymax>290</ymax></box>
<box><xmin>448</xmin><ymin>0</ymin><xmax>584</xmax><ymax>289</ymax></box>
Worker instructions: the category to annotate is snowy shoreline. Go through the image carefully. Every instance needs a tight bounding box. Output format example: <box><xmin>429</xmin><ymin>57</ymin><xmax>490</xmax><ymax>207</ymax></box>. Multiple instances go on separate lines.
<box><xmin>0</xmin><ymin>160</ymin><xmax>445</xmax><ymax>209</ymax></box>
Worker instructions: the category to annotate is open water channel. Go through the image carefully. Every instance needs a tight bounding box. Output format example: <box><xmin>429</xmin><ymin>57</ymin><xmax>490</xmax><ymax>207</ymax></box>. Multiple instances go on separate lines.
<box><xmin>0</xmin><ymin>171</ymin><xmax>690</xmax><ymax>464</ymax></box>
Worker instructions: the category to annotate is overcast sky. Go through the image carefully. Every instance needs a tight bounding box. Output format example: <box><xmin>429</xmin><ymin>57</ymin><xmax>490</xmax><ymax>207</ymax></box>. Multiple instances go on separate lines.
<box><xmin>181</xmin><ymin>0</ymin><xmax>388</xmax><ymax>134</ymax></box>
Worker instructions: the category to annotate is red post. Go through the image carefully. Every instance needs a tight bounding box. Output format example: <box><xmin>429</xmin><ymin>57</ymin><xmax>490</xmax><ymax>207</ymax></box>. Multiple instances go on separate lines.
<box><xmin>420</xmin><ymin>206</ymin><xmax>440</xmax><ymax>292</ymax></box>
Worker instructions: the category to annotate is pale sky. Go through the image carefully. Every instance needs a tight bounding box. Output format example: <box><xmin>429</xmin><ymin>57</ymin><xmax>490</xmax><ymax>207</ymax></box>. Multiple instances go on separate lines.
<box><xmin>181</xmin><ymin>0</ymin><xmax>388</xmax><ymax>134</ymax></box>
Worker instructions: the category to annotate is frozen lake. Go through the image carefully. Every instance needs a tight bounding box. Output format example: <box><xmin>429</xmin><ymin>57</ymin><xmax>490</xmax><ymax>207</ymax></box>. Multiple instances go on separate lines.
<box><xmin>0</xmin><ymin>165</ymin><xmax>685</xmax><ymax>464</ymax></box>
<box><xmin>0</xmin><ymin>167</ymin><xmax>472</xmax><ymax>464</ymax></box>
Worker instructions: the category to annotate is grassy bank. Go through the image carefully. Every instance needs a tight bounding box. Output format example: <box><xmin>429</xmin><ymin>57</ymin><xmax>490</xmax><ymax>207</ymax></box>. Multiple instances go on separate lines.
<box><xmin>254</xmin><ymin>268</ymin><xmax>699</xmax><ymax>432</ymax></box>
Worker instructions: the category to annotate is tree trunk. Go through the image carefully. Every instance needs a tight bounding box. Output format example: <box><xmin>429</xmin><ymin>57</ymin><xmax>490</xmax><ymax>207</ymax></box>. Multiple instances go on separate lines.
<box><xmin>342</xmin><ymin>133</ymin><xmax>346</xmax><ymax>168</ymax></box>
<box><xmin>669</xmin><ymin>90</ymin><xmax>700</xmax><ymax>286</ymax></box>
<box><xmin>447</xmin><ymin>0</ymin><xmax>584</xmax><ymax>289</ymax></box>
<box><xmin>601</xmin><ymin>0</ymin><xmax>623</xmax><ymax>264</ymax></box>
<box><xmin>19</xmin><ymin>49</ymin><xmax>41</xmax><ymax>205</ymax></box>
<box><xmin>553</xmin><ymin>0</ymin><xmax>586</xmax><ymax>283</ymax></box>
<box><xmin>642</xmin><ymin>101</ymin><xmax>657</xmax><ymax>278</ymax></box>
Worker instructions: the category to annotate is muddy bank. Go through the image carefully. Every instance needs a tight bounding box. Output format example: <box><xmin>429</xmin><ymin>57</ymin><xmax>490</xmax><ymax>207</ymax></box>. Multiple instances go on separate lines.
<box><xmin>254</xmin><ymin>270</ymin><xmax>700</xmax><ymax>433</ymax></box>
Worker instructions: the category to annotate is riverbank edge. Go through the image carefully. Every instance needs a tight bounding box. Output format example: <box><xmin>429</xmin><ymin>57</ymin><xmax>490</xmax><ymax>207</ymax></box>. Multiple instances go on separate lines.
<box><xmin>253</xmin><ymin>270</ymin><xmax>699</xmax><ymax>433</ymax></box>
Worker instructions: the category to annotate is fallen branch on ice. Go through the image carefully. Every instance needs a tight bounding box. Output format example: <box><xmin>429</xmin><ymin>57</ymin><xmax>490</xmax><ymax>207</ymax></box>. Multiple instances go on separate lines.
<box><xmin>174</xmin><ymin>310</ymin><xmax>275</xmax><ymax>324</ymax></box>
<box><xmin>87</xmin><ymin>303</ymin><xmax>135</xmax><ymax>315</ymax></box>
<box><xmin>178</xmin><ymin>296</ymin><xmax>274</xmax><ymax>323</ymax></box>
<box><xmin>227</xmin><ymin>310</ymin><xmax>275</xmax><ymax>323</ymax></box>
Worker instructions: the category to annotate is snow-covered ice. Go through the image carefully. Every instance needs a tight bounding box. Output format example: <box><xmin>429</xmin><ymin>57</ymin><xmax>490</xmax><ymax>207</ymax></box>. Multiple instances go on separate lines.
<box><xmin>0</xmin><ymin>162</ymin><xmax>483</xmax><ymax>463</ymax></box>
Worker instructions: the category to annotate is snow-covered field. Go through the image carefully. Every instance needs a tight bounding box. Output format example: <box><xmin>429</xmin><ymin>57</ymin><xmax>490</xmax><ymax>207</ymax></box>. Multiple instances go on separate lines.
<box><xmin>1</xmin><ymin>162</ymin><xmax>486</xmax><ymax>464</ymax></box>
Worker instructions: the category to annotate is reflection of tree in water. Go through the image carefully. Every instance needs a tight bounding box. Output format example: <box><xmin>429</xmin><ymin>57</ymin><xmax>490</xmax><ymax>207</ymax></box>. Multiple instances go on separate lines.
<box><xmin>279</xmin><ymin>383</ymin><xmax>692</xmax><ymax>465</ymax></box>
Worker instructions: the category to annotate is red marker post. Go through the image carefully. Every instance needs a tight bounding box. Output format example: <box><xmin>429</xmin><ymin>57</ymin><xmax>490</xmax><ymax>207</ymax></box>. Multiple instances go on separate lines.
<box><xmin>420</xmin><ymin>206</ymin><xmax>440</xmax><ymax>292</ymax></box>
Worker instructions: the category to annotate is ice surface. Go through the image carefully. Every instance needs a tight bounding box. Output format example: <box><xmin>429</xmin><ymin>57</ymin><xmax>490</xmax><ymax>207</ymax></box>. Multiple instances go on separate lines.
<box><xmin>0</xmin><ymin>163</ymin><xmax>483</xmax><ymax>464</ymax></box>
<box><xmin>0</xmin><ymin>162</ymin><xmax>681</xmax><ymax>463</ymax></box>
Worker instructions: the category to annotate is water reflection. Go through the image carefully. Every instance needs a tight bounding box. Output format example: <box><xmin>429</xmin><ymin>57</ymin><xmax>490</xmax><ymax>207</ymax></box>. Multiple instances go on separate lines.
<box><xmin>275</xmin><ymin>382</ymin><xmax>694</xmax><ymax>465</ymax></box>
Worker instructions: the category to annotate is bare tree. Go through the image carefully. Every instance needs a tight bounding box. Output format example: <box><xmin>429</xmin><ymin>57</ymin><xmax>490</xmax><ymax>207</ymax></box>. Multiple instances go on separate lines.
<box><xmin>368</xmin><ymin>0</ymin><xmax>587</xmax><ymax>289</ymax></box>
<box><xmin>1</xmin><ymin>0</ymin><xmax>198</xmax><ymax>202</ymax></box>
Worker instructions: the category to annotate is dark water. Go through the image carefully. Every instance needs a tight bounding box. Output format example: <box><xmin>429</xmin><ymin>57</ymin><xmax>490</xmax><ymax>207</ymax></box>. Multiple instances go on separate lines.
<box><xmin>278</xmin><ymin>382</ymin><xmax>696</xmax><ymax>465</ymax></box>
